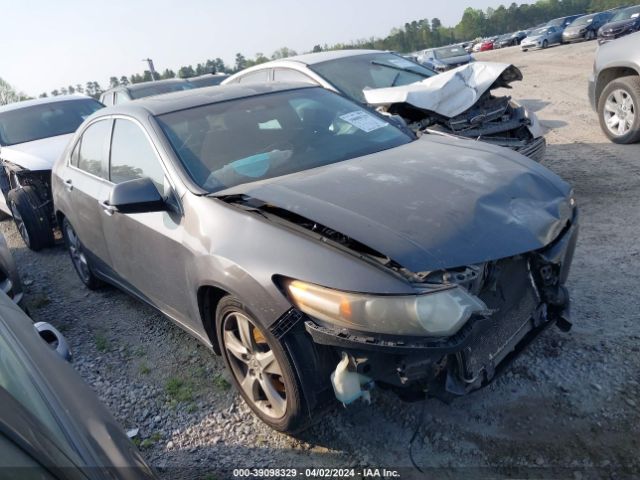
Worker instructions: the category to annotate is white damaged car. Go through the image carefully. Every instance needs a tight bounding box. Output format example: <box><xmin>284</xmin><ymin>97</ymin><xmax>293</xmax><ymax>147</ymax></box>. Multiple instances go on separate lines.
<box><xmin>223</xmin><ymin>50</ymin><xmax>546</xmax><ymax>162</ymax></box>
<box><xmin>0</xmin><ymin>96</ymin><xmax>103</xmax><ymax>250</ymax></box>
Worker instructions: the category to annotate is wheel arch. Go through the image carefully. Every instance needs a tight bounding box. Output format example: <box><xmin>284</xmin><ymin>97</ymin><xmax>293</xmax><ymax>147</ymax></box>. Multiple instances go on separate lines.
<box><xmin>596</xmin><ymin>67</ymin><xmax>640</xmax><ymax>106</ymax></box>
<box><xmin>197</xmin><ymin>284</ymin><xmax>230</xmax><ymax>355</ymax></box>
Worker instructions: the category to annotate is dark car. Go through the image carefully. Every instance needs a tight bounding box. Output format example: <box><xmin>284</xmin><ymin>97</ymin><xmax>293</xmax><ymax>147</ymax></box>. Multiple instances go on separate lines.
<box><xmin>100</xmin><ymin>78</ymin><xmax>194</xmax><ymax>106</ymax></box>
<box><xmin>0</xmin><ymin>96</ymin><xmax>104</xmax><ymax>251</ymax></box>
<box><xmin>187</xmin><ymin>73</ymin><xmax>230</xmax><ymax>88</ymax></box>
<box><xmin>494</xmin><ymin>33</ymin><xmax>517</xmax><ymax>48</ymax></box>
<box><xmin>0</xmin><ymin>289</ymin><xmax>155</xmax><ymax>478</ymax></box>
<box><xmin>563</xmin><ymin>11</ymin><xmax>615</xmax><ymax>42</ymax></box>
<box><xmin>588</xmin><ymin>31</ymin><xmax>640</xmax><ymax>143</ymax></box>
<box><xmin>52</xmin><ymin>83</ymin><xmax>577</xmax><ymax>433</ymax></box>
<box><xmin>598</xmin><ymin>5</ymin><xmax>640</xmax><ymax>44</ymax></box>
<box><xmin>546</xmin><ymin>13</ymin><xmax>585</xmax><ymax>31</ymax></box>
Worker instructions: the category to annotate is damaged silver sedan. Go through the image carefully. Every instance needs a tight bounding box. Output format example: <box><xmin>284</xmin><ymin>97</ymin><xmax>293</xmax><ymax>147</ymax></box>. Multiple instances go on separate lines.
<box><xmin>52</xmin><ymin>83</ymin><xmax>577</xmax><ymax>433</ymax></box>
<box><xmin>223</xmin><ymin>50</ymin><xmax>547</xmax><ymax>162</ymax></box>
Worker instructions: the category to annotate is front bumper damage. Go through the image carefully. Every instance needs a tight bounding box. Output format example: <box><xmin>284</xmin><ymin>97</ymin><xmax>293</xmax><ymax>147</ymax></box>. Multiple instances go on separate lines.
<box><xmin>297</xmin><ymin>214</ymin><xmax>578</xmax><ymax>403</ymax></box>
<box><xmin>364</xmin><ymin>63</ymin><xmax>547</xmax><ymax>162</ymax></box>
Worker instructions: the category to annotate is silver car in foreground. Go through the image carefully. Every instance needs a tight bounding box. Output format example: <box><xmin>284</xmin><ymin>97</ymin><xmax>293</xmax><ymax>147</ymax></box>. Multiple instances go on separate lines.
<box><xmin>52</xmin><ymin>83</ymin><xmax>577</xmax><ymax>433</ymax></box>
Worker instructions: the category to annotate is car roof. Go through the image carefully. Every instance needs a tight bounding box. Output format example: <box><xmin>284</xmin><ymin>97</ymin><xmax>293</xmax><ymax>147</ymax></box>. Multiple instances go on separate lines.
<box><xmin>270</xmin><ymin>49</ymin><xmax>384</xmax><ymax>66</ymax></box>
<box><xmin>126</xmin><ymin>78</ymin><xmax>189</xmax><ymax>91</ymax></box>
<box><xmin>0</xmin><ymin>95</ymin><xmax>95</xmax><ymax>113</ymax></box>
<box><xmin>95</xmin><ymin>82</ymin><xmax>316</xmax><ymax>117</ymax></box>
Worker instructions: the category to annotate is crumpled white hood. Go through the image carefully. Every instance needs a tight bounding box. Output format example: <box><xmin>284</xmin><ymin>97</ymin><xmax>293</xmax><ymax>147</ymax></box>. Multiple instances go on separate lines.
<box><xmin>0</xmin><ymin>133</ymin><xmax>73</xmax><ymax>171</ymax></box>
<box><xmin>363</xmin><ymin>62</ymin><xmax>523</xmax><ymax>118</ymax></box>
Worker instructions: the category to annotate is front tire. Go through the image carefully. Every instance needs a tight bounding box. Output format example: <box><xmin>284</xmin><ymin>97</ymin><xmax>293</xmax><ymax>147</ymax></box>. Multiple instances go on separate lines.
<box><xmin>62</xmin><ymin>218</ymin><xmax>102</xmax><ymax>289</ymax></box>
<box><xmin>7</xmin><ymin>186</ymin><xmax>54</xmax><ymax>251</ymax></box>
<box><xmin>586</xmin><ymin>30</ymin><xmax>596</xmax><ymax>41</ymax></box>
<box><xmin>598</xmin><ymin>76</ymin><xmax>640</xmax><ymax>144</ymax></box>
<box><xmin>216</xmin><ymin>295</ymin><xmax>311</xmax><ymax>433</ymax></box>
<box><xmin>542</xmin><ymin>39</ymin><xmax>549</xmax><ymax>49</ymax></box>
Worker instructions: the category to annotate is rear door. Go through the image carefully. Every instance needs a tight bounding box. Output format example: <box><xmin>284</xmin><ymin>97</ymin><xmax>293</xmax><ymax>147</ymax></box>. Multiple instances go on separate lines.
<box><xmin>61</xmin><ymin>119</ymin><xmax>113</xmax><ymax>267</ymax></box>
<box><xmin>101</xmin><ymin>117</ymin><xmax>191</xmax><ymax>321</ymax></box>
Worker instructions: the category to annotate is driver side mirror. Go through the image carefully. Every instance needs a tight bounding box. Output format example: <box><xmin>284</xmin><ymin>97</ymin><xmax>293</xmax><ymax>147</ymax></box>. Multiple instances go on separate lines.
<box><xmin>108</xmin><ymin>177</ymin><xmax>165</xmax><ymax>214</ymax></box>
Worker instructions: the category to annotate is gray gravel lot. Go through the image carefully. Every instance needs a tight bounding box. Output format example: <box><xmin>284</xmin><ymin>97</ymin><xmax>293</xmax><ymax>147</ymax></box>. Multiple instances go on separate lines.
<box><xmin>2</xmin><ymin>39</ymin><xmax>639</xmax><ymax>479</ymax></box>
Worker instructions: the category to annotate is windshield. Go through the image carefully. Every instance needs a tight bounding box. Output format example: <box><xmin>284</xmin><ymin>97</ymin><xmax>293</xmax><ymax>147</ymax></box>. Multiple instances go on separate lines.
<box><xmin>434</xmin><ymin>46</ymin><xmax>466</xmax><ymax>59</ymax></box>
<box><xmin>570</xmin><ymin>14</ymin><xmax>594</xmax><ymax>26</ymax></box>
<box><xmin>309</xmin><ymin>52</ymin><xmax>436</xmax><ymax>103</ymax></box>
<box><xmin>0</xmin><ymin>99</ymin><xmax>103</xmax><ymax>146</ymax></box>
<box><xmin>612</xmin><ymin>6</ymin><xmax>640</xmax><ymax>21</ymax></box>
<box><xmin>156</xmin><ymin>88</ymin><xmax>412</xmax><ymax>192</ymax></box>
<box><xmin>129</xmin><ymin>82</ymin><xmax>194</xmax><ymax>99</ymax></box>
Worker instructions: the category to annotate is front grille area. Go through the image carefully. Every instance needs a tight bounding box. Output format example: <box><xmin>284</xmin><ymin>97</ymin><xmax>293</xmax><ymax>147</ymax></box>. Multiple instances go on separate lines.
<box><xmin>460</xmin><ymin>256</ymin><xmax>539</xmax><ymax>381</ymax></box>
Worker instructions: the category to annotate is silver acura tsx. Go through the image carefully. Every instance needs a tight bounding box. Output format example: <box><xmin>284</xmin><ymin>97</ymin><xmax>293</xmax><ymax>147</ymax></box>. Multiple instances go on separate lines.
<box><xmin>52</xmin><ymin>83</ymin><xmax>578</xmax><ymax>433</ymax></box>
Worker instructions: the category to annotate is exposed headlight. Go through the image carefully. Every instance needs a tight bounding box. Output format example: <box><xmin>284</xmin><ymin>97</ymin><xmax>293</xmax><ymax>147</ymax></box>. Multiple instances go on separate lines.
<box><xmin>285</xmin><ymin>279</ymin><xmax>487</xmax><ymax>337</ymax></box>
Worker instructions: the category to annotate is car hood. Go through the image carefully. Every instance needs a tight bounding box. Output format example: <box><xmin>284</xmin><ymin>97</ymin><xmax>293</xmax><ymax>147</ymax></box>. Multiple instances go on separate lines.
<box><xmin>363</xmin><ymin>62</ymin><xmax>522</xmax><ymax>118</ymax></box>
<box><xmin>215</xmin><ymin>135</ymin><xmax>573</xmax><ymax>273</ymax></box>
<box><xmin>0</xmin><ymin>133</ymin><xmax>73</xmax><ymax>171</ymax></box>
<box><xmin>523</xmin><ymin>35</ymin><xmax>542</xmax><ymax>42</ymax></box>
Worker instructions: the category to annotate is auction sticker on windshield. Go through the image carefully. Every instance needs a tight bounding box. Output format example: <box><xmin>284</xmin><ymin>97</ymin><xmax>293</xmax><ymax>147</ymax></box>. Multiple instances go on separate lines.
<box><xmin>339</xmin><ymin>111</ymin><xmax>388</xmax><ymax>133</ymax></box>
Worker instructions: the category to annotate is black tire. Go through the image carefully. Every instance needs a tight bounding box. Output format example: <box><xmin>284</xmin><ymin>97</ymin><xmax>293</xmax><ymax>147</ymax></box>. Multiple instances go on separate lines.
<box><xmin>216</xmin><ymin>295</ymin><xmax>312</xmax><ymax>433</ymax></box>
<box><xmin>7</xmin><ymin>186</ymin><xmax>54</xmax><ymax>251</ymax></box>
<box><xmin>542</xmin><ymin>39</ymin><xmax>549</xmax><ymax>49</ymax></box>
<box><xmin>586</xmin><ymin>30</ymin><xmax>596</xmax><ymax>41</ymax></box>
<box><xmin>598</xmin><ymin>76</ymin><xmax>640</xmax><ymax>145</ymax></box>
<box><xmin>61</xmin><ymin>217</ymin><xmax>102</xmax><ymax>289</ymax></box>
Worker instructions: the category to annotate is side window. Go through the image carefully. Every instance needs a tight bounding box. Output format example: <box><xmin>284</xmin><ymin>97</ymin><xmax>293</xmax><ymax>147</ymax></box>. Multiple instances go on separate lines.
<box><xmin>273</xmin><ymin>68</ymin><xmax>315</xmax><ymax>84</ymax></box>
<box><xmin>109</xmin><ymin>119</ymin><xmax>164</xmax><ymax>191</ymax></box>
<box><xmin>77</xmin><ymin>120</ymin><xmax>111</xmax><ymax>178</ymax></box>
<box><xmin>114</xmin><ymin>91</ymin><xmax>130</xmax><ymax>105</ymax></box>
<box><xmin>236</xmin><ymin>70</ymin><xmax>270</xmax><ymax>84</ymax></box>
<box><xmin>70</xmin><ymin>139</ymin><xmax>81</xmax><ymax>167</ymax></box>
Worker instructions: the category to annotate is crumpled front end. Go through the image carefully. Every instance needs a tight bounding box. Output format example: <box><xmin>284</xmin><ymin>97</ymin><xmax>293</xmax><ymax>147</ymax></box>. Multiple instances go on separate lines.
<box><xmin>363</xmin><ymin>63</ymin><xmax>546</xmax><ymax>162</ymax></box>
<box><xmin>299</xmin><ymin>209</ymin><xmax>578</xmax><ymax>403</ymax></box>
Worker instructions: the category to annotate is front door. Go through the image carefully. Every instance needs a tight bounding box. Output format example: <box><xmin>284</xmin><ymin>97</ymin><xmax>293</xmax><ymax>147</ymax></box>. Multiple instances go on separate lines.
<box><xmin>100</xmin><ymin>118</ymin><xmax>191</xmax><ymax>322</ymax></box>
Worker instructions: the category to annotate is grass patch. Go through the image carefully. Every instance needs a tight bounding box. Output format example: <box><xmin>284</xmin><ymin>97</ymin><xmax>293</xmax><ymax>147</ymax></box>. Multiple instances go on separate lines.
<box><xmin>213</xmin><ymin>374</ymin><xmax>231</xmax><ymax>391</ymax></box>
<box><xmin>165</xmin><ymin>377</ymin><xmax>195</xmax><ymax>403</ymax></box>
<box><xmin>94</xmin><ymin>333</ymin><xmax>109</xmax><ymax>352</ymax></box>
<box><xmin>134</xmin><ymin>346</ymin><xmax>146</xmax><ymax>357</ymax></box>
<box><xmin>139</xmin><ymin>361</ymin><xmax>150</xmax><ymax>375</ymax></box>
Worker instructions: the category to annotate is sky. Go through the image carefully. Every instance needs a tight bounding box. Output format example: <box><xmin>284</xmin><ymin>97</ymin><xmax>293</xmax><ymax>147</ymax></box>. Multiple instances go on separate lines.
<box><xmin>2</xmin><ymin>0</ymin><xmax>521</xmax><ymax>96</ymax></box>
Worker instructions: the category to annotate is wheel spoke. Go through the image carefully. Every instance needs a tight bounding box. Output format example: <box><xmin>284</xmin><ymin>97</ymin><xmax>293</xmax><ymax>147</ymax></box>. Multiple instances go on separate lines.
<box><xmin>240</xmin><ymin>373</ymin><xmax>257</xmax><ymax>400</ymax></box>
<box><xmin>604</xmin><ymin>100</ymin><xmax>618</xmax><ymax>114</ymax></box>
<box><xmin>613</xmin><ymin>90</ymin><xmax>625</xmax><ymax>105</ymax></box>
<box><xmin>618</xmin><ymin>119</ymin><xmax>627</xmax><ymax>135</ymax></box>
<box><xmin>258</xmin><ymin>376</ymin><xmax>286</xmax><ymax>418</ymax></box>
<box><xmin>224</xmin><ymin>330</ymin><xmax>249</xmax><ymax>362</ymax></box>
<box><xmin>256</xmin><ymin>350</ymin><xmax>282</xmax><ymax>376</ymax></box>
<box><xmin>236</xmin><ymin>315</ymin><xmax>254</xmax><ymax>351</ymax></box>
<box><xmin>606</xmin><ymin>115</ymin><xmax>620</xmax><ymax>128</ymax></box>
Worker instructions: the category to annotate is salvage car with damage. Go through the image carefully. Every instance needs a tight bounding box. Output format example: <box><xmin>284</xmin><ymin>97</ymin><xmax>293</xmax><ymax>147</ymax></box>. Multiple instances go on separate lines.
<box><xmin>0</xmin><ymin>95</ymin><xmax>103</xmax><ymax>250</ymax></box>
<box><xmin>223</xmin><ymin>50</ymin><xmax>547</xmax><ymax>162</ymax></box>
<box><xmin>52</xmin><ymin>83</ymin><xmax>578</xmax><ymax>433</ymax></box>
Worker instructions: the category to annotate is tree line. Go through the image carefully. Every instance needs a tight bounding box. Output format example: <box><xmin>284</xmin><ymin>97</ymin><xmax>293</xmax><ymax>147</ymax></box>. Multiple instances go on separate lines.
<box><xmin>0</xmin><ymin>0</ymin><xmax>633</xmax><ymax>105</ymax></box>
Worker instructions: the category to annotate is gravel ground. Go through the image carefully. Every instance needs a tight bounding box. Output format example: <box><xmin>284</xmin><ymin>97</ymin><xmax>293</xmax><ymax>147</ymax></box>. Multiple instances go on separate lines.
<box><xmin>2</xmin><ymin>39</ymin><xmax>639</xmax><ymax>479</ymax></box>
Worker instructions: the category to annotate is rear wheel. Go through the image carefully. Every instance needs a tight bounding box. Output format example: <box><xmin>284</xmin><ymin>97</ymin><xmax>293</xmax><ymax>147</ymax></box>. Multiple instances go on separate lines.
<box><xmin>216</xmin><ymin>295</ymin><xmax>311</xmax><ymax>433</ymax></box>
<box><xmin>62</xmin><ymin>218</ymin><xmax>102</xmax><ymax>289</ymax></box>
<box><xmin>598</xmin><ymin>76</ymin><xmax>640</xmax><ymax>144</ymax></box>
<box><xmin>7</xmin><ymin>186</ymin><xmax>54</xmax><ymax>251</ymax></box>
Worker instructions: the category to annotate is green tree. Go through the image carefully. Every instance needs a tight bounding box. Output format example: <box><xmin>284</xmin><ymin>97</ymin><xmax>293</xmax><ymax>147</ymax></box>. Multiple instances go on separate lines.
<box><xmin>109</xmin><ymin>76</ymin><xmax>120</xmax><ymax>88</ymax></box>
<box><xmin>0</xmin><ymin>77</ymin><xmax>28</xmax><ymax>105</ymax></box>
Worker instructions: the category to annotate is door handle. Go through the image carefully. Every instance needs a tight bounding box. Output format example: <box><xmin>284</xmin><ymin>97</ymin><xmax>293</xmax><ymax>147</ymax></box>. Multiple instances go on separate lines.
<box><xmin>100</xmin><ymin>200</ymin><xmax>116</xmax><ymax>216</ymax></box>
<box><xmin>64</xmin><ymin>179</ymin><xmax>73</xmax><ymax>192</ymax></box>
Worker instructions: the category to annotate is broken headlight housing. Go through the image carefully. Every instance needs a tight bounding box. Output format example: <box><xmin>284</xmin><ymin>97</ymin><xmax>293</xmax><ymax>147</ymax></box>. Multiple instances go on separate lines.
<box><xmin>285</xmin><ymin>279</ymin><xmax>487</xmax><ymax>337</ymax></box>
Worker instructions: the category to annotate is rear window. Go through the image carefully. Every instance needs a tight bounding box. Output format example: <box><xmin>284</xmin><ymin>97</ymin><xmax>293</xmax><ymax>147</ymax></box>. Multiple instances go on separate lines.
<box><xmin>0</xmin><ymin>99</ymin><xmax>103</xmax><ymax>146</ymax></box>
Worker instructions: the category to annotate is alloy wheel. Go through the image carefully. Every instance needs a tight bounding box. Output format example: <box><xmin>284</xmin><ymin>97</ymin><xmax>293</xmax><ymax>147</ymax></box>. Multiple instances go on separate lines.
<box><xmin>603</xmin><ymin>89</ymin><xmax>636</xmax><ymax>137</ymax></box>
<box><xmin>10</xmin><ymin>201</ymin><xmax>30</xmax><ymax>247</ymax></box>
<box><xmin>222</xmin><ymin>312</ymin><xmax>287</xmax><ymax>419</ymax></box>
<box><xmin>65</xmin><ymin>223</ymin><xmax>91</xmax><ymax>284</ymax></box>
